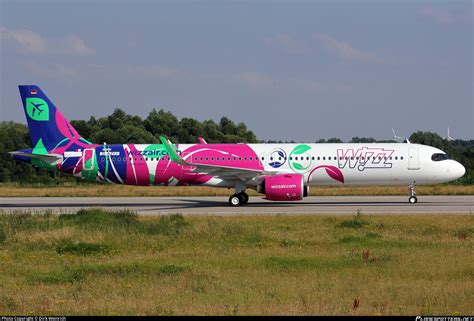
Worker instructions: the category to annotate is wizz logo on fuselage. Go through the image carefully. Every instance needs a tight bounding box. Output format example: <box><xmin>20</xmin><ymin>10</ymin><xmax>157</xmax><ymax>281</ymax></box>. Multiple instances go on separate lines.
<box><xmin>337</xmin><ymin>147</ymin><xmax>394</xmax><ymax>171</ymax></box>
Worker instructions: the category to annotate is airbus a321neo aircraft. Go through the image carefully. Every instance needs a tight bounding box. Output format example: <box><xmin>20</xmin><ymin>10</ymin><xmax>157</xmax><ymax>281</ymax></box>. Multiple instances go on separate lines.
<box><xmin>11</xmin><ymin>85</ymin><xmax>466</xmax><ymax>206</ymax></box>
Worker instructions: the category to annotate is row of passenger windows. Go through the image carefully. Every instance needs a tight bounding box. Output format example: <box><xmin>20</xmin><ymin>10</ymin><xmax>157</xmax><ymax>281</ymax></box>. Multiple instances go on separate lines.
<box><xmin>191</xmin><ymin>156</ymin><xmax>404</xmax><ymax>161</ymax></box>
<box><xmin>100</xmin><ymin>155</ymin><xmax>405</xmax><ymax>162</ymax></box>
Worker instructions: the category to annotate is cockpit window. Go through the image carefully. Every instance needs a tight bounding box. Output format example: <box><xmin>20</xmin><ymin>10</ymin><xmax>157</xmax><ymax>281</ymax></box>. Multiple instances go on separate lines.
<box><xmin>431</xmin><ymin>153</ymin><xmax>450</xmax><ymax>162</ymax></box>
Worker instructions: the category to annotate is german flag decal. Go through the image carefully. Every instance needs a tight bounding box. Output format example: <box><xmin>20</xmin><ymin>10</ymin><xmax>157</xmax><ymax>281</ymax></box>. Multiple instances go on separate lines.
<box><xmin>30</xmin><ymin>89</ymin><xmax>37</xmax><ymax>95</ymax></box>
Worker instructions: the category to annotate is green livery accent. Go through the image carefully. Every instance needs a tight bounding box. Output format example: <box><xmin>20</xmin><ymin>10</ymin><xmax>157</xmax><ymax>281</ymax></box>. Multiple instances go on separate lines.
<box><xmin>32</xmin><ymin>138</ymin><xmax>49</xmax><ymax>155</ymax></box>
<box><xmin>292</xmin><ymin>162</ymin><xmax>305</xmax><ymax>170</ymax></box>
<box><xmin>159</xmin><ymin>136</ymin><xmax>182</xmax><ymax>163</ymax></box>
<box><xmin>31</xmin><ymin>139</ymin><xmax>56</xmax><ymax>171</ymax></box>
<box><xmin>80</xmin><ymin>138</ymin><xmax>93</xmax><ymax>145</ymax></box>
<box><xmin>144</xmin><ymin>144</ymin><xmax>166</xmax><ymax>159</ymax></box>
<box><xmin>52</xmin><ymin>138</ymin><xmax>69</xmax><ymax>153</ymax></box>
<box><xmin>81</xmin><ymin>149</ymin><xmax>99</xmax><ymax>180</ymax></box>
<box><xmin>291</xmin><ymin>144</ymin><xmax>311</xmax><ymax>155</ymax></box>
<box><xmin>26</xmin><ymin>98</ymin><xmax>49</xmax><ymax>121</ymax></box>
<box><xmin>289</xmin><ymin>144</ymin><xmax>312</xmax><ymax>173</ymax></box>
<box><xmin>103</xmin><ymin>144</ymin><xmax>109</xmax><ymax>181</ymax></box>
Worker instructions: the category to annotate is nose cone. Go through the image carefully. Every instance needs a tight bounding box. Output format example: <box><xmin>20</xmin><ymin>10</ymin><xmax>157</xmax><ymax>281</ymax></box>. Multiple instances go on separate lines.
<box><xmin>452</xmin><ymin>161</ymin><xmax>466</xmax><ymax>180</ymax></box>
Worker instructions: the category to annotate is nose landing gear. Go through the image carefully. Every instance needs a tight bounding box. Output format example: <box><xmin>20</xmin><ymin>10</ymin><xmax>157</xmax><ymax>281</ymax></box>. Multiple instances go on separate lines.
<box><xmin>408</xmin><ymin>184</ymin><xmax>418</xmax><ymax>204</ymax></box>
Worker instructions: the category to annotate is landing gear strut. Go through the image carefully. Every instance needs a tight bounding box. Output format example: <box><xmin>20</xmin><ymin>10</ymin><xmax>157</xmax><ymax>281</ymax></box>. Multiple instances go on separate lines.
<box><xmin>228</xmin><ymin>192</ymin><xmax>249</xmax><ymax>207</ymax></box>
<box><xmin>408</xmin><ymin>184</ymin><xmax>417</xmax><ymax>204</ymax></box>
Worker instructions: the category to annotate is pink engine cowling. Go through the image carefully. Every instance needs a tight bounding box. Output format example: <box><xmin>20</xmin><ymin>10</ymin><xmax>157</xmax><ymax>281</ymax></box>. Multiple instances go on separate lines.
<box><xmin>260</xmin><ymin>174</ymin><xmax>305</xmax><ymax>201</ymax></box>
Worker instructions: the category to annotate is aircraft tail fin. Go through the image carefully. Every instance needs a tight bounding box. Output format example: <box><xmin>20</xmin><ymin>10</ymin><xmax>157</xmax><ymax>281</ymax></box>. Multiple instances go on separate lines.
<box><xmin>18</xmin><ymin>85</ymin><xmax>93</xmax><ymax>153</ymax></box>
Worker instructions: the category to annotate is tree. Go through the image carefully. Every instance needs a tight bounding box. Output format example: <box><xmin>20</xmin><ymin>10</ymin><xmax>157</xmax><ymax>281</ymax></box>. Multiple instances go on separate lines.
<box><xmin>350</xmin><ymin>137</ymin><xmax>376</xmax><ymax>143</ymax></box>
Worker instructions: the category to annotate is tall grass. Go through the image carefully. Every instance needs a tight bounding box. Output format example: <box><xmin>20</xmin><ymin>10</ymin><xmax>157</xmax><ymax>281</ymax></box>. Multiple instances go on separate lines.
<box><xmin>0</xmin><ymin>183</ymin><xmax>473</xmax><ymax>197</ymax></box>
<box><xmin>0</xmin><ymin>210</ymin><xmax>472</xmax><ymax>315</ymax></box>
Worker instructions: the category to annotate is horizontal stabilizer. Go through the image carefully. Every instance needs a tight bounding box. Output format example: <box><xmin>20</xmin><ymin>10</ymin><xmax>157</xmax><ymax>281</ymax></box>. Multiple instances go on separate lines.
<box><xmin>9</xmin><ymin>151</ymin><xmax>62</xmax><ymax>164</ymax></box>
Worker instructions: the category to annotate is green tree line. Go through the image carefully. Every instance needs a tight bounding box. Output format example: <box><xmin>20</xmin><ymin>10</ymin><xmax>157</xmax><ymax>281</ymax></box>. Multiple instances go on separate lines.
<box><xmin>0</xmin><ymin>108</ymin><xmax>472</xmax><ymax>184</ymax></box>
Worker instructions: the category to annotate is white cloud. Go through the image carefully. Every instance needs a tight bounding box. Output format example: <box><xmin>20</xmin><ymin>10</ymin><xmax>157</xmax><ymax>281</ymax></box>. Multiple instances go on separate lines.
<box><xmin>0</xmin><ymin>28</ymin><xmax>47</xmax><ymax>53</ymax></box>
<box><xmin>234</xmin><ymin>71</ymin><xmax>329</xmax><ymax>93</ymax></box>
<box><xmin>26</xmin><ymin>61</ymin><xmax>80</xmax><ymax>80</ymax></box>
<box><xmin>23</xmin><ymin>61</ymin><xmax>187</xmax><ymax>82</ymax></box>
<box><xmin>235</xmin><ymin>72</ymin><xmax>275</xmax><ymax>89</ymax></box>
<box><xmin>311</xmin><ymin>32</ymin><xmax>381</xmax><ymax>63</ymax></box>
<box><xmin>0</xmin><ymin>27</ymin><xmax>95</xmax><ymax>56</ymax></box>
<box><xmin>60</xmin><ymin>35</ymin><xmax>95</xmax><ymax>56</ymax></box>
<box><xmin>264</xmin><ymin>34</ymin><xmax>309</xmax><ymax>54</ymax></box>
<box><xmin>126</xmin><ymin>65</ymin><xmax>186</xmax><ymax>79</ymax></box>
<box><xmin>418</xmin><ymin>7</ymin><xmax>455</xmax><ymax>25</ymax></box>
<box><xmin>418</xmin><ymin>8</ymin><xmax>467</xmax><ymax>25</ymax></box>
<box><xmin>265</xmin><ymin>32</ymin><xmax>383</xmax><ymax>63</ymax></box>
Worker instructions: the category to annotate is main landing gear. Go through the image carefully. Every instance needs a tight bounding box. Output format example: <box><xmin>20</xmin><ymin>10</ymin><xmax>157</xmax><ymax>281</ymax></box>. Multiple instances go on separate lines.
<box><xmin>408</xmin><ymin>184</ymin><xmax>418</xmax><ymax>204</ymax></box>
<box><xmin>228</xmin><ymin>192</ymin><xmax>249</xmax><ymax>207</ymax></box>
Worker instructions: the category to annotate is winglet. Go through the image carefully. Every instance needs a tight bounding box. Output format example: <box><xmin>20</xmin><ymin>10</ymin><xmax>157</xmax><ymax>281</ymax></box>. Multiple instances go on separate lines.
<box><xmin>198</xmin><ymin>137</ymin><xmax>207</xmax><ymax>144</ymax></box>
<box><xmin>159</xmin><ymin>136</ymin><xmax>186</xmax><ymax>165</ymax></box>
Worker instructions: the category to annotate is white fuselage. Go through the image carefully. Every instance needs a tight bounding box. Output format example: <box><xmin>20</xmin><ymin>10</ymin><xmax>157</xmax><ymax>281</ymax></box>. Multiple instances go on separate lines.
<box><xmin>167</xmin><ymin>143</ymin><xmax>465</xmax><ymax>188</ymax></box>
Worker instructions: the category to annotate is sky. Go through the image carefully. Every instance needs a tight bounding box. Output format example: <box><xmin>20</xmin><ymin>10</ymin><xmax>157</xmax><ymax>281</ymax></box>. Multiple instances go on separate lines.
<box><xmin>0</xmin><ymin>0</ymin><xmax>472</xmax><ymax>142</ymax></box>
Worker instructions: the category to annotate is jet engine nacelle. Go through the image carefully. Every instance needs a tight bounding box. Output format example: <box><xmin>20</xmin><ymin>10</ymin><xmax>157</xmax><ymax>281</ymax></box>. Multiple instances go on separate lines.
<box><xmin>259</xmin><ymin>174</ymin><xmax>307</xmax><ymax>201</ymax></box>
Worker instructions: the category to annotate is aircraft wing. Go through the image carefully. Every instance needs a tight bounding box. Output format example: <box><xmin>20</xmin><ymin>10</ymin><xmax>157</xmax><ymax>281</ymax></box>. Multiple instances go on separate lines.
<box><xmin>159</xmin><ymin>136</ymin><xmax>274</xmax><ymax>182</ymax></box>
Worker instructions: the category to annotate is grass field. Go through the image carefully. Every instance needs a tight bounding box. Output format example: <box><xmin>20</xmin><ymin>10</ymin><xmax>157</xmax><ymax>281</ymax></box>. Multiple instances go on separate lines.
<box><xmin>1</xmin><ymin>183</ymin><xmax>473</xmax><ymax>197</ymax></box>
<box><xmin>0</xmin><ymin>210</ymin><xmax>472</xmax><ymax>315</ymax></box>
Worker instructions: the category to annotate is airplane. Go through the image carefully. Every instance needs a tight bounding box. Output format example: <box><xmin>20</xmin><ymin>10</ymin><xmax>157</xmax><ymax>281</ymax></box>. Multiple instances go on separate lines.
<box><xmin>10</xmin><ymin>85</ymin><xmax>466</xmax><ymax>206</ymax></box>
